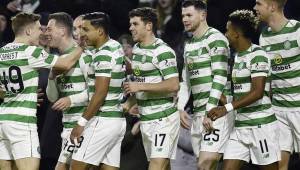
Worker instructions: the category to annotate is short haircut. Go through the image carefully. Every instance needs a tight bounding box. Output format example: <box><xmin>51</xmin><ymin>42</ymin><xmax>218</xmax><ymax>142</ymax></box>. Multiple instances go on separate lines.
<box><xmin>129</xmin><ymin>7</ymin><xmax>158</xmax><ymax>33</ymax></box>
<box><xmin>82</xmin><ymin>12</ymin><xmax>110</xmax><ymax>34</ymax></box>
<box><xmin>48</xmin><ymin>12</ymin><xmax>73</xmax><ymax>36</ymax></box>
<box><xmin>181</xmin><ymin>0</ymin><xmax>207</xmax><ymax>11</ymax></box>
<box><xmin>11</xmin><ymin>12</ymin><xmax>40</xmax><ymax>36</ymax></box>
<box><xmin>228</xmin><ymin>10</ymin><xmax>259</xmax><ymax>40</ymax></box>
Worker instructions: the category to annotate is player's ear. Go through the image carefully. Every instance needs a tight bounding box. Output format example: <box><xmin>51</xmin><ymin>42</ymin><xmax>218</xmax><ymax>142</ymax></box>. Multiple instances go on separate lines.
<box><xmin>98</xmin><ymin>27</ymin><xmax>105</xmax><ymax>36</ymax></box>
<box><xmin>200</xmin><ymin>10</ymin><xmax>207</xmax><ymax>20</ymax></box>
<box><xmin>25</xmin><ymin>26</ymin><xmax>31</xmax><ymax>36</ymax></box>
<box><xmin>60</xmin><ymin>27</ymin><xmax>67</xmax><ymax>36</ymax></box>
<box><xmin>145</xmin><ymin>22</ymin><xmax>152</xmax><ymax>32</ymax></box>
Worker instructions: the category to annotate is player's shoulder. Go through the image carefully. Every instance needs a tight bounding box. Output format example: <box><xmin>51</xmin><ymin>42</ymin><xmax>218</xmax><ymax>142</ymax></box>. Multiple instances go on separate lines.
<box><xmin>101</xmin><ymin>39</ymin><xmax>122</xmax><ymax>53</ymax></box>
<box><xmin>0</xmin><ymin>42</ymin><xmax>30</xmax><ymax>53</ymax></box>
<box><xmin>205</xmin><ymin>27</ymin><xmax>229</xmax><ymax>46</ymax></box>
<box><xmin>155</xmin><ymin>38</ymin><xmax>175</xmax><ymax>55</ymax></box>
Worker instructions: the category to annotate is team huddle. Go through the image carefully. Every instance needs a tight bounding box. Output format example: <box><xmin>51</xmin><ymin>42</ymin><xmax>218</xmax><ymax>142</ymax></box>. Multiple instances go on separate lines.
<box><xmin>0</xmin><ymin>0</ymin><xmax>299</xmax><ymax>170</ymax></box>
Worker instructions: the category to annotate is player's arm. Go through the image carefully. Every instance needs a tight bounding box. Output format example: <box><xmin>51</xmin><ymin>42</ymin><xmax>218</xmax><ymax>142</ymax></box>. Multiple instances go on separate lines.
<box><xmin>124</xmin><ymin>50</ymin><xmax>179</xmax><ymax>94</ymax></box>
<box><xmin>124</xmin><ymin>77</ymin><xmax>179</xmax><ymax>94</ymax></box>
<box><xmin>29</xmin><ymin>46</ymin><xmax>83</xmax><ymax>71</ymax></box>
<box><xmin>68</xmin><ymin>89</ymin><xmax>89</xmax><ymax>107</ymax></box>
<box><xmin>81</xmin><ymin>76</ymin><xmax>109</xmax><ymax>120</ymax></box>
<box><xmin>177</xmin><ymin>61</ymin><xmax>192</xmax><ymax>129</ymax></box>
<box><xmin>208</xmin><ymin>54</ymin><xmax>269</xmax><ymax>120</ymax></box>
<box><xmin>122</xmin><ymin>95</ymin><xmax>137</xmax><ymax>113</ymax></box>
<box><xmin>53</xmin><ymin>47</ymin><xmax>84</xmax><ymax>71</ymax></box>
<box><xmin>205</xmin><ymin>38</ymin><xmax>229</xmax><ymax>113</ymax></box>
<box><xmin>46</xmin><ymin>70</ymin><xmax>59</xmax><ymax>102</ymax></box>
<box><xmin>70</xmin><ymin>54</ymin><xmax>113</xmax><ymax>144</ymax></box>
<box><xmin>177</xmin><ymin>58</ymin><xmax>191</xmax><ymax>111</ymax></box>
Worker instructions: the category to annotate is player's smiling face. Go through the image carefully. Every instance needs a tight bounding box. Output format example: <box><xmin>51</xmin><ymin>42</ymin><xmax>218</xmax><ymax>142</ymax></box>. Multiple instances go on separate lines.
<box><xmin>182</xmin><ymin>6</ymin><xmax>202</xmax><ymax>32</ymax></box>
<box><xmin>129</xmin><ymin>16</ymin><xmax>148</xmax><ymax>43</ymax></box>
<box><xmin>73</xmin><ymin>17</ymin><xmax>83</xmax><ymax>42</ymax></box>
<box><xmin>46</xmin><ymin>19</ymin><xmax>63</xmax><ymax>48</ymax></box>
<box><xmin>254</xmin><ymin>0</ymin><xmax>272</xmax><ymax>22</ymax></box>
<box><xmin>81</xmin><ymin>20</ymin><xmax>98</xmax><ymax>47</ymax></box>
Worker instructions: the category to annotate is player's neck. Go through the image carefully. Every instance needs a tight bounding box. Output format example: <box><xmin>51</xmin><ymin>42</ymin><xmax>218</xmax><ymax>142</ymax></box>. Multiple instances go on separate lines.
<box><xmin>59</xmin><ymin>37</ymin><xmax>76</xmax><ymax>54</ymax></box>
<box><xmin>140</xmin><ymin>33</ymin><xmax>156</xmax><ymax>47</ymax></box>
<box><xmin>193</xmin><ymin>21</ymin><xmax>209</xmax><ymax>39</ymax></box>
<box><xmin>267</xmin><ymin>12</ymin><xmax>288</xmax><ymax>32</ymax></box>
<box><xmin>95</xmin><ymin>35</ymin><xmax>109</xmax><ymax>49</ymax></box>
<box><xmin>14</xmin><ymin>36</ymin><xmax>30</xmax><ymax>45</ymax></box>
<box><xmin>235</xmin><ymin>38</ymin><xmax>251</xmax><ymax>53</ymax></box>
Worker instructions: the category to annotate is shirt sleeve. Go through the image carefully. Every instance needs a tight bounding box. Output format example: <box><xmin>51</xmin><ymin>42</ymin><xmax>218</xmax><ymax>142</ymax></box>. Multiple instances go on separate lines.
<box><xmin>250</xmin><ymin>53</ymin><xmax>270</xmax><ymax>78</ymax></box>
<box><xmin>205</xmin><ymin>37</ymin><xmax>229</xmax><ymax>113</ymax></box>
<box><xmin>46</xmin><ymin>78</ymin><xmax>59</xmax><ymax>102</ymax></box>
<box><xmin>93</xmin><ymin>53</ymin><xmax>114</xmax><ymax>78</ymax></box>
<box><xmin>177</xmin><ymin>59</ymin><xmax>191</xmax><ymax>111</ymax></box>
<box><xmin>69</xmin><ymin>89</ymin><xmax>89</xmax><ymax>107</ymax></box>
<box><xmin>153</xmin><ymin>49</ymin><xmax>178</xmax><ymax>80</ymax></box>
<box><xmin>28</xmin><ymin>47</ymin><xmax>58</xmax><ymax>69</ymax></box>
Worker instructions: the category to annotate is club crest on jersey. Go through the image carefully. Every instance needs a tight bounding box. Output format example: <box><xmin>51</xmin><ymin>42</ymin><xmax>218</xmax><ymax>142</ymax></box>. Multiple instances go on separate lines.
<box><xmin>187</xmin><ymin>58</ymin><xmax>193</xmax><ymax>69</ymax></box>
<box><xmin>134</xmin><ymin>66</ymin><xmax>141</xmax><ymax>76</ymax></box>
<box><xmin>273</xmin><ymin>54</ymin><xmax>283</xmax><ymax>65</ymax></box>
<box><xmin>284</xmin><ymin>40</ymin><xmax>291</xmax><ymax>50</ymax></box>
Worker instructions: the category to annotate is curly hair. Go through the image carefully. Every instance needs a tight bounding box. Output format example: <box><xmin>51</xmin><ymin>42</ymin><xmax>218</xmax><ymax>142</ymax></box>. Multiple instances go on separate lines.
<box><xmin>228</xmin><ymin>10</ymin><xmax>259</xmax><ymax>40</ymax></box>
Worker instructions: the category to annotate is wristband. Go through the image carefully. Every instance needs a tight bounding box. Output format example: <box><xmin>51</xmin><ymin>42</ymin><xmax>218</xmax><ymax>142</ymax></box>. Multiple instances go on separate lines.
<box><xmin>77</xmin><ymin>117</ymin><xmax>88</xmax><ymax>126</ymax></box>
<box><xmin>224</xmin><ymin>103</ymin><xmax>234</xmax><ymax>112</ymax></box>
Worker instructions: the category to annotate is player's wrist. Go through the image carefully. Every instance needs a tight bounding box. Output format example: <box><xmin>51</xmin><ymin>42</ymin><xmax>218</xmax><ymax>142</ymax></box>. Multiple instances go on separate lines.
<box><xmin>224</xmin><ymin>103</ymin><xmax>234</xmax><ymax>112</ymax></box>
<box><xmin>137</xmin><ymin>83</ymin><xmax>144</xmax><ymax>92</ymax></box>
<box><xmin>77</xmin><ymin>116</ymin><xmax>88</xmax><ymax>126</ymax></box>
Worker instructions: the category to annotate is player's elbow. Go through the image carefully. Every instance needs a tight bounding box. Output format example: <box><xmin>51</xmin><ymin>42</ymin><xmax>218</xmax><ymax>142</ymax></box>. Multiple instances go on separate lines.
<box><xmin>169</xmin><ymin>83</ymin><xmax>179</xmax><ymax>93</ymax></box>
<box><xmin>165</xmin><ymin>77</ymin><xmax>179</xmax><ymax>92</ymax></box>
<box><xmin>253</xmin><ymin>90</ymin><xmax>264</xmax><ymax>101</ymax></box>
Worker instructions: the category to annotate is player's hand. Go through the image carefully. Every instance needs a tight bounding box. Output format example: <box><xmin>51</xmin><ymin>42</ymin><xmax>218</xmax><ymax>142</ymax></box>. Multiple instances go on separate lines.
<box><xmin>70</xmin><ymin>125</ymin><xmax>84</xmax><ymax>145</ymax></box>
<box><xmin>207</xmin><ymin>106</ymin><xmax>227</xmax><ymax>121</ymax></box>
<box><xmin>179</xmin><ymin>110</ymin><xmax>191</xmax><ymax>129</ymax></box>
<box><xmin>7</xmin><ymin>0</ymin><xmax>20</xmax><ymax>12</ymax></box>
<box><xmin>37</xmin><ymin>88</ymin><xmax>44</xmax><ymax>107</ymax></box>
<box><xmin>131</xmin><ymin>121</ymin><xmax>141</xmax><ymax>136</ymax></box>
<box><xmin>128</xmin><ymin>104</ymin><xmax>139</xmax><ymax>116</ymax></box>
<box><xmin>78</xmin><ymin>35</ymin><xmax>87</xmax><ymax>49</ymax></box>
<box><xmin>202</xmin><ymin>116</ymin><xmax>214</xmax><ymax>132</ymax></box>
<box><xmin>123</xmin><ymin>82</ymin><xmax>141</xmax><ymax>94</ymax></box>
<box><xmin>49</xmin><ymin>70</ymin><xmax>60</xmax><ymax>80</ymax></box>
<box><xmin>52</xmin><ymin>97</ymin><xmax>71</xmax><ymax>111</ymax></box>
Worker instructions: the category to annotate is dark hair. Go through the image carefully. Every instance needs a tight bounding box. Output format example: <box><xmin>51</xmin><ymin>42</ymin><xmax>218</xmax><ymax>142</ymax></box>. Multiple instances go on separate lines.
<box><xmin>228</xmin><ymin>10</ymin><xmax>259</xmax><ymax>40</ymax></box>
<box><xmin>181</xmin><ymin>0</ymin><xmax>207</xmax><ymax>11</ymax></box>
<box><xmin>82</xmin><ymin>12</ymin><xmax>110</xmax><ymax>34</ymax></box>
<box><xmin>129</xmin><ymin>7</ymin><xmax>158</xmax><ymax>33</ymax></box>
<box><xmin>11</xmin><ymin>12</ymin><xmax>40</xmax><ymax>36</ymax></box>
<box><xmin>49</xmin><ymin>12</ymin><xmax>73</xmax><ymax>36</ymax></box>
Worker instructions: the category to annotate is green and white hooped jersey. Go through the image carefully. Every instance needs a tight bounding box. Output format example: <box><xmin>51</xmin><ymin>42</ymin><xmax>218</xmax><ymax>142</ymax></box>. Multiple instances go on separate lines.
<box><xmin>0</xmin><ymin>43</ymin><xmax>58</xmax><ymax>124</ymax></box>
<box><xmin>232</xmin><ymin>44</ymin><xmax>276</xmax><ymax>128</ymax></box>
<box><xmin>87</xmin><ymin>39</ymin><xmax>125</xmax><ymax>117</ymax></box>
<box><xmin>184</xmin><ymin>27</ymin><xmax>229</xmax><ymax>115</ymax></box>
<box><xmin>131</xmin><ymin>38</ymin><xmax>178</xmax><ymax>121</ymax></box>
<box><xmin>260</xmin><ymin>20</ymin><xmax>300</xmax><ymax>110</ymax></box>
<box><xmin>55</xmin><ymin>47</ymin><xmax>92</xmax><ymax>128</ymax></box>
